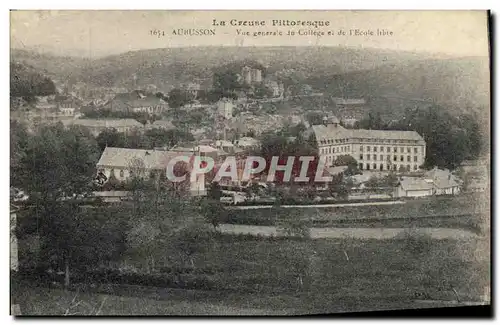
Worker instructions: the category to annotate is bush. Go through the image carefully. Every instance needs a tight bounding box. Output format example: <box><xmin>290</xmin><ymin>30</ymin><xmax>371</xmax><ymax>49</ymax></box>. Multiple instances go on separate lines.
<box><xmin>396</xmin><ymin>228</ymin><xmax>433</xmax><ymax>255</ymax></box>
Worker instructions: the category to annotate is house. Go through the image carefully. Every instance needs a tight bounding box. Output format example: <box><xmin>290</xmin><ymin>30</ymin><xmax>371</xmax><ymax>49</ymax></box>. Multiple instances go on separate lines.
<box><xmin>395</xmin><ymin>177</ymin><xmax>435</xmax><ymax>198</ymax></box>
<box><xmin>147</xmin><ymin>120</ymin><xmax>176</xmax><ymax>131</ymax></box>
<box><xmin>184</xmin><ymin>83</ymin><xmax>201</xmax><ymax>99</ymax></box>
<box><xmin>235</xmin><ymin>136</ymin><xmax>261</xmax><ymax>150</ymax></box>
<box><xmin>62</xmin><ymin>118</ymin><xmax>143</xmax><ymax>137</ymax></box>
<box><xmin>395</xmin><ymin>171</ymin><xmax>461</xmax><ymax>198</ymax></box>
<box><xmin>96</xmin><ymin>147</ymin><xmax>205</xmax><ymax>196</ymax></box>
<box><xmin>424</xmin><ymin>167</ymin><xmax>461</xmax><ymax>195</ymax></box>
<box><xmin>215</xmin><ymin>140</ymin><xmax>234</xmax><ymax>153</ymax></box>
<box><xmin>103</xmin><ymin>91</ymin><xmax>168</xmax><ymax>114</ymax></box>
<box><xmin>59</xmin><ymin>103</ymin><xmax>77</xmax><ymax>116</ymax></box>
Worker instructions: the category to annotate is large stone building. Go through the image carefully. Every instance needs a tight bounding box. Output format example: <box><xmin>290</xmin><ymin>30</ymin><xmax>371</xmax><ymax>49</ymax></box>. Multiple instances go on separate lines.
<box><xmin>310</xmin><ymin>116</ymin><xmax>426</xmax><ymax>172</ymax></box>
<box><xmin>240</xmin><ymin>66</ymin><xmax>262</xmax><ymax>85</ymax></box>
<box><xmin>62</xmin><ymin>118</ymin><xmax>143</xmax><ymax>137</ymax></box>
<box><xmin>217</xmin><ymin>99</ymin><xmax>234</xmax><ymax>119</ymax></box>
<box><xmin>96</xmin><ymin>147</ymin><xmax>206</xmax><ymax>196</ymax></box>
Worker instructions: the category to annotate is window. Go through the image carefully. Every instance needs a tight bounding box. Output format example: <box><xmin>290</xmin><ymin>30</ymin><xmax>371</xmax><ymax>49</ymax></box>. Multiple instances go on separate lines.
<box><xmin>406</xmin><ymin>164</ymin><xmax>410</xmax><ymax>171</ymax></box>
<box><xmin>360</xmin><ymin>145</ymin><xmax>364</xmax><ymax>152</ymax></box>
<box><xmin>400</xmin><ymin>147</ymin><xmax>404</xmax><ymax>153</ymax></box>
<box><xmin>360</xmin><ymin>154</ymin><xmax>364</xmax><ymax>160</ymax></box>
<box><xmin>373</xmin><ymin>163</ymin><xmax>377</xmax><ymax>170</ymax></box>
<box><xmin>119</xmin><ymin>169</ymin><xmax>124</xmax><ymax>178</ymax></box>
<box><xmin>414</xmin><ymin>156</ymin><xmax>418</xmax><ymax>162</ymax></box>
<box><xmin>367</xmin><ymin>146</ymin><xmax>371</xmax><ymax>152</ymax></box>
<box><xmin>381</xmin><ymin>146</ymin><xmax>384</xmax><ymax>152</ymax></box>
<box><xmin>367</xmin><ymin>154</ymin><xmax>371</xmax><ymax>160</ymax></box>
<box><xmin>407</xmin><ymin>155</ymin><xmax>411</xmax><ymax>162</ymax></box>
<box><xmin>393</xmin><ymin>156</ymin><xmax>397</xmax><ymax>161</ymax></box>
<box><xmin>387</xmin><ymin>147</ymin><xmax>391</xmax><ymax>152</ymax></box>
<box><xmin>359</xmin><ymin>163</ymin><xmax>363</xmax><ymax>170</ymax></box>
<box><xmin>329</xmin><ymin>147</ymin><xmax>332</xmax><ymax>154</ymax></box>
<box><xmin>374</xmin><ymin>155</ymin><xmax>377</xmax><ymax>161</ymax></box>
<box><xmin>387</xmin><ymin>165</ymin><xmax>390</xmax><ymax>170</ymax></box>
<box><xmin>366</xmin><ymin>164</ymin><xmax>370</xmax><ymax>170</ymax></box>
<box><xmin>407</xmin><ymin>147</ymin><xmax>411</xmax><ymax>153</ymax></box>
<box><xmin>414</xmin><ymin>165</ymin><xmax>418</xmax><ymax>170</ymax></box>
<box><xmin>414</xmin><ymin>147</ymin><xmax>418</xmax><ymax>154</ymax></box>
<box><xmin>394</xmin><ymin>147</ymin><xmax>398</xmax><ymax>153</ymax></box>
<box><xmin>380</xmin><ymin>164</ymin><xmax>384</xmax><ymax>171</ymax></box>
<box><xmin>400</xmin><ymin>155</ymin><xmax>404</xmax><ymax>162</ymax></box>
<box><xmin>374</xmin><ymin>146</ymin><xmax>378</xmax><ymax>152</ymax></box>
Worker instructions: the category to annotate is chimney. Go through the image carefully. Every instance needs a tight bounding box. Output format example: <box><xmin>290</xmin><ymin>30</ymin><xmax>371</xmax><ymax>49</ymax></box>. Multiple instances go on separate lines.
<box><xmin>322</xmin><ymin>116</ymin><xmax>328</xmax><ymax>126</ymax></box>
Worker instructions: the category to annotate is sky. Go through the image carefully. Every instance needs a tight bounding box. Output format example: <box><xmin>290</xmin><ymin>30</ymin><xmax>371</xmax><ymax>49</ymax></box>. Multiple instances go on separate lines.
<box><xmin>10</xmin><ymin>10</ymin><xmax>490</xmax><ymax>58</ymax></box>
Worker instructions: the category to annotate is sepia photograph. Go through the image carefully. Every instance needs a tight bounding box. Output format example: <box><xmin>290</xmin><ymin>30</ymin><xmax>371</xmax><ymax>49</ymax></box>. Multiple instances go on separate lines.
<box><xmin>9</xmin><ymin>10</ymin><xmax>491</xmax><ymax>316</ymax></box>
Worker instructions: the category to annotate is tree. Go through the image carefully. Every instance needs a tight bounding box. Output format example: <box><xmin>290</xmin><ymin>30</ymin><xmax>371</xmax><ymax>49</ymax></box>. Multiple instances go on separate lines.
<box><xmin>172</xmin><ymin>223</ymin><xmax>214</xmax><ymax>268</ymax></box>
<box><xmin>201</xmin><ymin>199</ymin><xmax>227</xmax><ymax>230</ymax></box>
<box><xmin>10</xmin><ymin>120</ymin><xmax>29</xmax><ymax>188</ymax></box>
<box><xmin>19</xmin><ymin>123</ymin><xmax>100</xmax><ymax>202</ymax></box>
<box><xmin>333</xmin><ymin>154</ymin><xmax>359</xmax><ymax>175</ymax></box>
<box><xmin>167</xmin><ymin>88</ymin><xmax>191</xmax><ymax>108</ymax></box>
<box><xmin>37</xmin><ymin>203</ymin><xmax>127</xmax><ymax>287</ymax></box>
<box><xmin>96</xmin><ymin>128</ymin><xmax>127</xmax><ymax>152</ymax></box>
<box><xmin>10</xmin><ymin>63</ymin><xmax>56</xmax><ymax>98</ymax></box>
<box><xmin>305</xmin><ymin>111</ymin><xmax>324</xmax><ymax>126</ymax></box>
<box><xmin>207</xmin><ymin>181</ymin><xmax>223</xmax><ymax>201</ymax></box>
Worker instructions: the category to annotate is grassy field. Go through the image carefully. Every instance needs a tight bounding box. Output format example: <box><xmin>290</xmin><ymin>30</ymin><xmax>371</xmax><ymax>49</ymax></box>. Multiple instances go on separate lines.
<box><xmin>14</xmin><ymin>232</ymin><xmax>489</xmax><ymax>315</ymax></box>
<box><xmin>225</xmin><ymin>194</ymin><xmax>490</xmax><ymax>232</ymax></box>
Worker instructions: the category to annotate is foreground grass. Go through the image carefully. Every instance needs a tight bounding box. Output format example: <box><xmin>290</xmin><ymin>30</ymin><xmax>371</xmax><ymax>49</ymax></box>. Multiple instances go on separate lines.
<box><xmin>15</xmin><ymin>234</ymin><xmax>488</xmax><ymax>315</ymax></box>
<box><xmin>14</xmin><ymin>284</ymin><xmax>285</xmax><ymax>316</ymax></box>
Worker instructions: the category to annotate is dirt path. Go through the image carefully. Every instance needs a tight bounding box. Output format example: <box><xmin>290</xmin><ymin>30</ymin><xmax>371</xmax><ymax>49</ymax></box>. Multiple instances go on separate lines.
<box><xmin>218</xmin><ymin>224</ymin><xmax>478</xmax><ymax>240</ymax></box>
<box><xmin>230</xmin><ymin>200</ymin><xmax>405</xmax><ymax>210</ymax></box>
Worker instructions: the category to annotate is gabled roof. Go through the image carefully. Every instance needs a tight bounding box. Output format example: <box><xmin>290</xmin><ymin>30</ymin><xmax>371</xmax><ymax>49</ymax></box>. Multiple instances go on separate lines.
<box><xmin>97</xmin><ymin>147</ymin><xmax>193</xmax><ymax>170</ymax></box>
<box><xmin>149</xmin><ymin>120</ymin><xmax>176</xmax><ymax>130</ymax></box>
<box><xmin>399</xmin><ymin>177</ymin><xmax>434</xmax><ymax>191</ymax></box>
<box><xmin>311</xmin><ymin>124</ymin><xmax>424</xmax><ymax>143</ymax></box>
<box><xmin>63</xmin><ymin>118</ymin><xmax>143</xmax><ymax>128</ymax></box>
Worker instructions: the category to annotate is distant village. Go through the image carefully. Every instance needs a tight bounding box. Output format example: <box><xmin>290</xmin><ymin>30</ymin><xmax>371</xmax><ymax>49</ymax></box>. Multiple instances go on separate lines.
<box><xmin>10</xmin><ymin>63</ymin><xmax>489</xmax><ymax>204</ymax></box>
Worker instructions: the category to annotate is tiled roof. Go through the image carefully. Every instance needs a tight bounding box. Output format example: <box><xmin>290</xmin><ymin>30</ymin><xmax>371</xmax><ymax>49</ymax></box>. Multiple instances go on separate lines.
<box><xmin>64</xmin><ymin>118</ymin><xmax>143</xmax><ymax>128</ymax></box>
<box><xmin>97</xmin><ymin>147</ymin><xmax>193</xmax><ymax>170</ymax></box>
<box><xmin>149</xmin><ymin>120</ymin><xmax>176</xmax><ymax>130</ymax></box>
<box><xmin>312</xmin><ymin>124</ymin><xmax>424</xmax><ymax>142</ymax></box>
<box><xmin>399</xmin><ymin>177</ymin><xmax>434</xmax><ymax>191</ymax></box>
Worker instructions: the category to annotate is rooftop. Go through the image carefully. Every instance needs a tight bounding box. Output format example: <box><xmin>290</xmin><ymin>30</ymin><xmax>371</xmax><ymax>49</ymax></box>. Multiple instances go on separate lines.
<box><xmin>63</xmin><ymin>118</ymin><xmax>143</xmax><ymax>128</ymax></box>
<box><xmin>312</xmin><ymin>123</ymin><xmax>424</xmax><ymax>142</ymax></box>
<box><xmin>97</xmin><ymin>147</ymin><xmax>193</xmax><ymax>170</ymax></box>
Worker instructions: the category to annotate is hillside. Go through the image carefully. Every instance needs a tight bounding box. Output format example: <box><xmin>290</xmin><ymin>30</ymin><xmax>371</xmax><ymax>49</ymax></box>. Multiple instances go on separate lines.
<box><xmin>306</xmin><ymin>56</ymin><xmax>490</xmax><ymax>116</ymax></box>
<box><xmin>11</xmin><ymin>46</ymin><xmax>443</xmax><ymax>90</ymax></box>
<box><xmin>10</xmin><ymin>47</ymin><xmax>489</xmax><ymax>121</ymax></box>
<box><xmin>10</xmin><ymin>49</ymin><xmax>88</xmax><ymax>82</ymax></box>
<box><xmin>10</xmin><ymin>62</ymin><xmax>56</xmax><ymax>98</ymax></box>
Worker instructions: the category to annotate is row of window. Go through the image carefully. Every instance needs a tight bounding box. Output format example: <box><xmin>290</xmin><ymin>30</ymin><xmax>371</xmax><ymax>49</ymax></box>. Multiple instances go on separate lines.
<box><xmin>320</xmin><ymin>138</ymin><xmax>420</xmax><ymax>145</ymax></box>
<box><xmin>358</xmin><ymin>163</ymin><xmax>419</xmax><ymax>171</ymax></box>
<box><xmin>320</xmin><ymin>138</ymin><xmax>349</xmax><ymax>145</ymax></box>
<box><xmin>361</xmin><ymin>145</ymin><xmax>418</xmax><ymax>154</ymax></box>
<box><xmin>321</xmin><ymin>146</ymin><xmax>350</xmax><ymax>154</ymax></box>
<box><xmin>359</xmin><ymin>154</ymin><xmax>419</xmax><ymax>163</ymax></box>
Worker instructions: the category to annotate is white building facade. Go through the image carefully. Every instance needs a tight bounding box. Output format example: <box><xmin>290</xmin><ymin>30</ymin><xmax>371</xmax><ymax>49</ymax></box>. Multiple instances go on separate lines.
<box><xmin>311</xmin><ymin>116</ymin><xmax>426</xmax><ymax>172</ymax></box>
<box><xmin>217</xmin><ymin>100</ymin><xmax>234</xmax><ymax>120</ymax></box>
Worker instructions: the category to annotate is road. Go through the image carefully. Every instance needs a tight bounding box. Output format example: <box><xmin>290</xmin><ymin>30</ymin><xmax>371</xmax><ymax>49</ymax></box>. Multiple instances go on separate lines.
<box><xmin>218</xmin><ymin>224</ymin><xmax>479</xmax><ymax>240</ymax></box>
<box><xmin>230</xmin><ymin>200</ymin><xmax>406</xmax><ymax>210</ymax></box>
